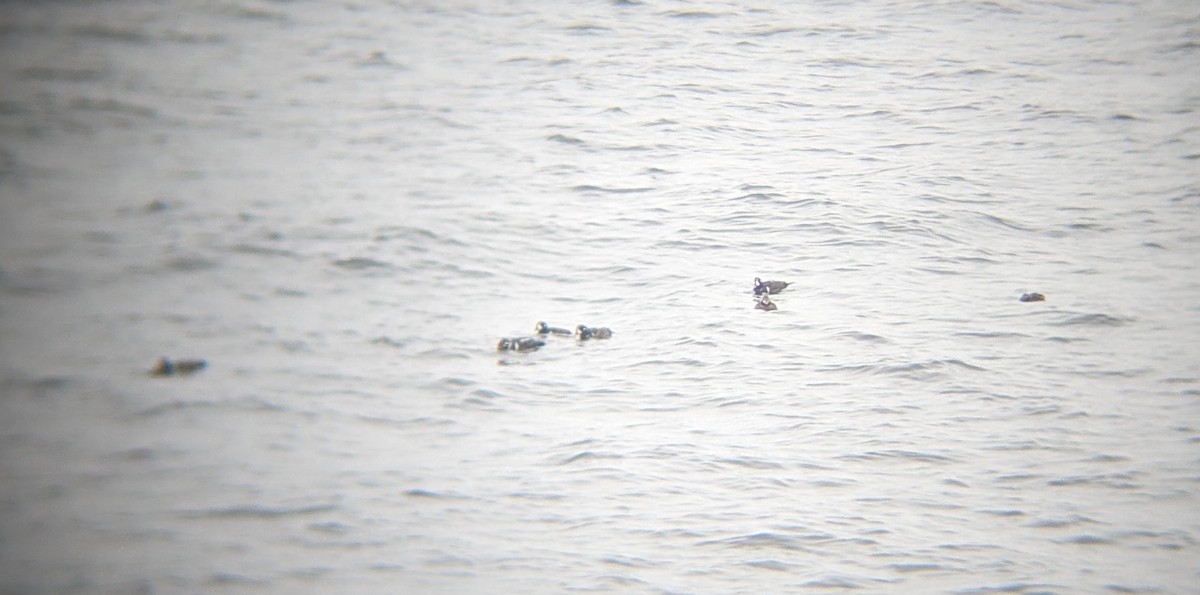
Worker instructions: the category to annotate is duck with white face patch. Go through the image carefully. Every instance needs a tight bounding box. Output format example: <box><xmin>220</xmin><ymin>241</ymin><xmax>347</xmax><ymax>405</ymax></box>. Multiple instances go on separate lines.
<box><xmin>755</xmin><ymin>292</ymin><xmax>777</xmax><ymax>311</ymax></box>
<box><xmin>753</xmin><ymin>277</ymin><xmax>790</xmax><ymax>295</ymax></box>
<box><xmin>497</xmin><ymin>337</ymin><xmax>545</xmax><ymax>352</ymax></box>
<box><xmin>534</xmin><ymin>321</ymin><xmax>572</xmax><ymax>336</ymax></box>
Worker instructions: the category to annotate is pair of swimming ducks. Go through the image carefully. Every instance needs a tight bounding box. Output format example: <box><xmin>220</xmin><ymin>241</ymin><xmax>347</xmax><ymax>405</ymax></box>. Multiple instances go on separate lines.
<box><xmin>497</xmin><ymin>322</ymin><xmax>614</xmax><ymax>352</ymax></box>
<box><xmin>754</xmin><ymin>277</ymin><xmax>790</xmax><ymax>311</ymax></box>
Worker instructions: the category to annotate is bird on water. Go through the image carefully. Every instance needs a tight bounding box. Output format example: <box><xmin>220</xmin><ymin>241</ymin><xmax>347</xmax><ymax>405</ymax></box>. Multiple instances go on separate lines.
<box><xmin>755</xmin><ymin>293</ymin><xmax>777</xmax><ymax>311</ymax></box>
<box><xmin>534</xmin><ymin>321</ymin><xmax>572</xmax><ymax>336</ymax></box>
<box><xmin>497</xmin><ymin>337</ymin><xmax>545</xmax><ymax>352</ymax></box>
<box><xmin>753</xmin><ymin>277</ymin><xmax>790</xmax><ymax>295</ymax></box>
<box><xmin>575</xmin><ymin>325</ymin><xmax>613</xmax><ymax>340</ymax></box>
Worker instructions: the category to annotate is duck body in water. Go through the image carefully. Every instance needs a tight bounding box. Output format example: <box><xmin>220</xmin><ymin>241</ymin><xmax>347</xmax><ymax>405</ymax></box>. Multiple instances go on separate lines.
<box><xmin>534</xmin><ymin>321</ymin><xmax>572</xmax><ymax>336</ymax></box>
<box><xmin>497</xmin><ymin>337</ymin><xmax>546</xmax><ymax>352</ymax></box>
<box><xmin>150</xmin><ymin>357</ymin><xmax>207</xmax><ymax>377</ymax></box>
<box><xmin>575</xmin><ymin>325</ymin><xmax>613</xmax><ymax>340</ymax></box>
<box><xmin>753</xmin><ymin>277</ymin><xmax>790</xmax><ymax>295</ymax></box>
<box><xmin>755</xmin><ymin>293</ymin><xmax>777</xmax><ymax>311</ymax></box>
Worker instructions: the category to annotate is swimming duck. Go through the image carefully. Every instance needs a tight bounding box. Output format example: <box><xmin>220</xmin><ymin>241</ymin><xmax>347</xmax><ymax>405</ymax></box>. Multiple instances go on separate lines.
<box><xmin>755</xmin><ymin>293</ymin><xmax>777</xmax><ymax>311</ymax></box>
<box><xmin>534</xmin><ymin>321</ymin><xmax>572</xmax><ymax>336</ymax></box>
<box><xmin>497</xmin><ymin>337</ymin><xmax>545</xmax><ymax>352</ymax></box>
<box><xmin>575</xmin><ymin>325</ymin><xmax>613</xmax><ymax>340</ymax></box>
<box><xmin>150</xmin><ymin>357</ymin><xmax>207</xmax><ymax>377</ymax></box>
<box><xmin>1019</xmin><ymin>292</ymin><xmax>1046</xmax><ymax>302</ymax></box>
<box><xmin>753</xmin><ymin>277</ymin><xmax>790</xmax><ymax>295</ymax></box>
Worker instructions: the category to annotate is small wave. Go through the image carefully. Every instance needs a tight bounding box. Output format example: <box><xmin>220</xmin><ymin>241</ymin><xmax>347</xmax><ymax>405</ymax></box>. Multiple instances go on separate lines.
<box><xmin>743</xmin><ymin>559</ymin><xmax>794</xmax><ymax>571</ymax></box>
<box><xmin>4</xmin><ymin>374</ymin><xmax>71</xmax><ymax>397</ymax></box>
<box><xmin>953</xmin><ymin>582</ymin><xmax>1066</xmax><ymax>594</ymax></box>
<box><xmin>184</xmin><ymin>502</ymin><xmax>337</xmax><ymax>519</ymax></box>
<box><xmin>666</xmin><ymin>10</ymin><xmax>722</xmax><ymax>19</ymax></box>
<box><xmin>698</xmin><ymin>532</ymin><xmax>807</xmax><ymax>551</ymax></box>
<box><xmin>72</xmin><ymin>23</ymin><xmax>150</xmax><ymax>43</ymax></box>
<box><xmin>1087</xmin><ymin>454</ymin><xmax>1130</xmax><ymax>463</ymax></box>
<box><xmin>731</xmin><ymin>192</ymin><xmax>786</xmax><ymax>201</ymax></box>
<box><xmin>976</xmin><ymin>212</ymin><xmax>1035</xmax><ymax>232</ymax></box>
<box><xmin>370</xmin><ymin>336</ymin><xmax>406</xmax><ymax>349</ymax></box>
<box><xmin>1024</xmin><ymin>515</ymin><xmax>1096</xmax><ymax>529</ymax></box>
<box><xmin>839</xmin><ymin>449</ymin><xmax>957</xmax><ymax>464</ymax></box>
<box><xmin>1056</xmin><ymin>534</ymin><xmax>1113</xmax><ymax>545</ymax></box>
<box><xmin>374</xmin><ymin>225</ymin><xmax>465</xmax><ymax>247</ymax></box>
<box><xmin>891</xmin><ymin>562</ymin><xmax>954</xmax><ymax>573</ymax></box>
<box><xmin>468</xmin><ymin>388</ymin><xmax>505</xmax><ymax>400</ymax></box>
<box><xmin>874</xmin><ymin>359</ymin><xmax>986</xmax><ymax>377</ymax></box>
<box><xmin>355</xmin><ymin>414</ymin><xmax>454</xmax><ymax>429</ymax></box>
<box><xmin>837</xmin><ymin>331</ymin><xmax>889</xmax><ymax>343</ymax></box>
<box><xmin>977</xmin><ymin>509</ymin><xmax>1024</xmax><ymax>517</ymax></box>
<box><xmin>166</xmin><ymin>255</ymin><xmax>219</xmax><ymax>272</ymax></box>
<box><xmin>561</xmin><ymin>451</ymin><xmax>624</xmax><ymax>464</ymax></box>
<box><xmin>131</xmin><ymin>399</ymin><xmax>220</xmax><ymax>418</ymax></box>
<box><xmin>547</xmin><ymin>133</ymin><xmax>586</xmax><ymax>145</ymax></box>
<box><xmin>331</xmin><ymin>256</ymin><xmax>390</xmax><ymax>270</ymax></box>
<box><xmin>20</xmin><ymin>66</ymin><xmax>104</xmax><ymax>82</ymax></box>
<box><xmin>600</xmin><ymin>555</ymin><xmax>655</xmax><ymax>568</ymax></box>
<box><xmin>1103</xmin><ymin>584</ymin><xmax>1169</xmax><ymax>594</ymax></box>
<box><xmin>1046</xmin><ymin>472</ymin><xmax>1139</xmax><ymax>489</ymax></box>
<box><xmin>231</xmin><ymin>243</ymin><xmax>298</xmax><ymax>258</ymax></box>
<box><xmin>566</xmin><ymin>23</ymin><xmax>611</xmax><ymax>33</ymax></box>
<box><xmin>953</xmin><ymin>331</ymin><xmax>1029</xmax><ymax>339</ymax></box>
<box><xmin>69</xmin><ymin>97</ymin><xmax>157</xmax><ymax>118</ymax></box>
<box><xmin>571</xmin><ymin>184</ymin><xmax>654</xmax><ymax>194</ymax></box>
<box><xmin>630</xmin><ymin>357</ymin><xmax>707</xmax><ymax>368</ymax></box>
<box><xmin>798</xmin><ymin>577</ymin><xmax>865</xmax><ymax>589</ymax></box>
<box><xmin>716</xmin><ymin>456</ymin><xmax>785</xmax><ymax>470</ymax></box>
<box><xmin>505</xmin><ymin>491</ymin><xmax>567</xmax><ymax>501</ymax></box>
<box><xmin>404</xmin><ymin>488</ymin><xmax>468</xmax><ymax>499</ymax></box>
<box><xmin>744</xmin><ymin>26</ymin><xmax>805</xmax><ymax>38</ymax></box>
<box><xmin>1050</xmin><ymin>313</ymin><xmax>1129</xmax><ymax>327</ymax></box>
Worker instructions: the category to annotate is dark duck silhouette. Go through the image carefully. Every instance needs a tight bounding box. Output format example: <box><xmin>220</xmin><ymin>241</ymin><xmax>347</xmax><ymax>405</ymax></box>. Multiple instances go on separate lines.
<box><xmin>1019</xmin><ymin>292</ymin><xmax>1046</xmax><ymax>302</ymax></box>
<box><xmin>150</xmin><ymin>357</ymin><xmax>207</xmax><ymax>377</ymax></box>
<box><xmin>497</xmin><ymin>337</ymin><xmax>545</xmax><ymax>352</ymax></box>
<box><xmin>755</xmin><ymin>293</ymin><xmax>777</xmax><ymax>311</ymax></box>
<box><xmin>575</xmin><ymin>325</ymin><xmax>613</xmax><ymax>340</ymax></box>
<box><xmin>534</xmin><ymin>321</ymin><xmax>572</xmax><ymax>336</ymax></box>
<box><xmin>753</xmin><ymin>277</ymin><xmax>790</xmax><ymax>295</ymax></box>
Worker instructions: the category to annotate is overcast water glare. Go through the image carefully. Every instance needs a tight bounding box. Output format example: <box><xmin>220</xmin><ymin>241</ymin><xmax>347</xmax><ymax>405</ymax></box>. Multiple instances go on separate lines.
<box><xmin>1</xmin><ymin>1</ymin><xmax>1198</xmax><ymax>593</ymax></box>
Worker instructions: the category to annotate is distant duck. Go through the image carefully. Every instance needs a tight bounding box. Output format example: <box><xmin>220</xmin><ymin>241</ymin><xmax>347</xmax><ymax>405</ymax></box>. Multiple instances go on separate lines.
<box><xmin>534</xmin><ymin>321</ymin><xmax>572</xmax><ymax>336</ymax></box>
<box><xmin>1019</xmin><ymin>292</ymin><xmax>1046</xmax><ymax>302</ymax></box>
<box><xmin>753</xmin><ymin>277</ymin><xmax>790</xmax><ymax>295</ymax></box>
<box><xmin>575</xmin><ymin>324</ymin><xmax>613</xmax><ymax>340</ymax></box>
<box><xmin>150</xmin><ymin>357</ymin><xmax>207</xmax><ymax>377</ymax></box>
<box><xmin>497</xmin><ymin>337</ymin><xmax>545</xmax><ymax>352</ymax></box>
<box><xmin>755</xmin><ymin>293</ymin><xmax>777</xmax><ymax>311</ymax></box>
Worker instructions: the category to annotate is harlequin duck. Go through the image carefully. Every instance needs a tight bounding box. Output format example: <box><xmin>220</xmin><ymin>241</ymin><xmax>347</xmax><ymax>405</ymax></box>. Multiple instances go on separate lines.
<box><xmin>755</xmin><ymin>293</ymin><xmax>777</xmax><ymax>311</ymax></box>
<box><xmin>1019</xmin><ymin>292</ymin><xmax>1046</xmax><ymax>302</ymax></box>
<box><xmin>534</xmin><ymin>321</ymin><xmax>572</xmax><ymax>336</ymax></box>
<box><xmin>497</xmin><ymin>337</ymin><xmax>545</xmax><ymax>352</ymax></box>
<box><xmin>150</xmin><ymin>357</ymin><xmax>207</xmax><ymax>377</ymax></box>
<box><xmin>575</xmin><ymin>325</ymin><xmax>613</xmax><ymax>340</ymax></box>
<box><xmin>753</xmin><ymin>277</ymin><xmax>790</xmax><ymax>295</ymax></box>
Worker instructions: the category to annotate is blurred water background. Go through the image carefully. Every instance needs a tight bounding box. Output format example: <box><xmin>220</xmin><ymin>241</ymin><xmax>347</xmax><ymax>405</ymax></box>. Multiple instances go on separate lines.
<box><xmin>1</xmin><ymin>1</ymin><xmax>1198</xmax><ymax>593</ymax></box>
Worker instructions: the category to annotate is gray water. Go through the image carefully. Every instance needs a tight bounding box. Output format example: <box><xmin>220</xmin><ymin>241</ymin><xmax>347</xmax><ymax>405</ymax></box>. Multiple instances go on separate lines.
<box><xmin>1</xmin><ymin>1</ymin><xmax>1199</xmax><ymax>593</ymax></box>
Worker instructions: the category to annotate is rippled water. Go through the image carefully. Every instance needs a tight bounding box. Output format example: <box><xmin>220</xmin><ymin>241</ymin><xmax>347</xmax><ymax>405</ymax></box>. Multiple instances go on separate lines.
<box><xmin>2</xmin><ymin>1</ymin><xmax>1199</xmax><ymax>593</ymax></box>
